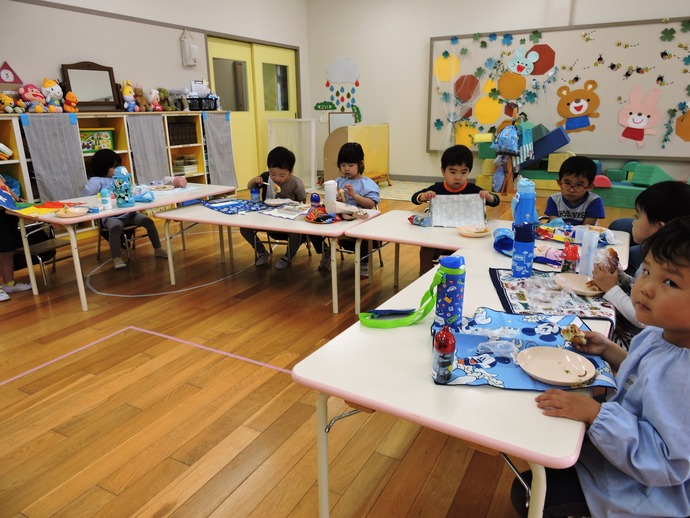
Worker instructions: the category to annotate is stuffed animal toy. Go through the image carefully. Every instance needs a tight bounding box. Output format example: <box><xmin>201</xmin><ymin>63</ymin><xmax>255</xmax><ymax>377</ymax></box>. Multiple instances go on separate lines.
<box><xmin>146</xmin><ymin>89</ymin><xmax>163</xmax><ymax>111</ymax></box>
<box><xmin>121</xmin><ymin>80</ymin><xmax>139</xmax><ymax>112</ymax></box>
<box><xmin>157</xmin><ymin>87</ymin><xmax>176</xmax><ymax>111</ymax></box>
<box><xmin>133</xmin><ymin>84</ymin><xmax>151</xmax><ymax>112</ymax></box>
<box><xmin>0</xmin><ymin>93</ymin><xmax>25</xmax><ymax>113</ymax></box>
<box><xmin>41</xmin><ymin>78</ymin><xmax>64</xmax><ymax>113</ymax></box>
<box><xmin>18</xmin><ymin>83</ymin><xmax>47</xmax><ymax>113</ymax></box>
<box><xmin>63</xmin><ymin>91</ymin><xmax>78</xmax><ymax>113</ymax></box>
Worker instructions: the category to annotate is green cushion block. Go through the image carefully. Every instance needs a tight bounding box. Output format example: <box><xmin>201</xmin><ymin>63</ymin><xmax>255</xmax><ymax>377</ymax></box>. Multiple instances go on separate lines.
<box><xmin>629</xmin><ymin>164</ymin><xmax>674</xmax><ymax>187</ymax></box>
<box><xmin>593</xmin><ymin>183</ymin><xmax>645</xmax><ymax>209</ymax></box>
<box><xmin>477</xmin><ymin>142</ymin><xmax>496</xmax><ymax>160</ymax></box>
<box><xmin>605</xmin><ymin>169</ymin><xmax>626</xmax><ymax>182</ymax></box>
<box><xmin>531</xmin><ymin>124</ymin><xmax>550</xmax><ymax>141</ymax></box>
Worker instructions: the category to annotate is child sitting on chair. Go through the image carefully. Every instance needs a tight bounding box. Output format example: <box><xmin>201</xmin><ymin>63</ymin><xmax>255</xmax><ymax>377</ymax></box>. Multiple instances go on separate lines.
<box><xmin>83</xmin><ymin>149</ymin><xmax>167</xmax><ymax>270</ymax></box>
<box><xmin>411</xmin><ymin>144</ymin><xmax>500</xmax><ymax>275</ymax></box>
<box><xmin>315</xmin><ymin>142</ymin><xmax>380</xmax><ymax>278</ymax></box>
<box><xmin>545</xmin><ymin>155</ymin><xmax>605</xmax><ymax>225</ymax></box>
<box><xmin>240</xmin><ymin>146</ymin><xmax>307</xmax><ymax>269</ymax></box>
<box><xmin>592</xmin><ymin>181</ymin><xmax>690</xmax><ymax>348</ymax></box>
<box><xmin>0</xmin><ymin>175</ymin><xmax>31</xmax><ymax>300</ymax></box>
<box><xmin>511</xmin><ymin>216</ymin><xmax>690</xmax><ymax>518</ymax></box>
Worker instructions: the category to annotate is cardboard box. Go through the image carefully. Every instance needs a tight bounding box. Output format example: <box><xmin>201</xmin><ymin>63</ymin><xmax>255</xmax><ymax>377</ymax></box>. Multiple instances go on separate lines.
<box><xmin>80</xmin><ymin>128</ymin><xmax>114</xmax><ymax>154</ymax></box>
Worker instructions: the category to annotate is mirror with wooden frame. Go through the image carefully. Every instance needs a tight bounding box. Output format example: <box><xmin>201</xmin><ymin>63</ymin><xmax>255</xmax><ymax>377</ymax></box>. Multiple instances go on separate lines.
<box><xmin>61</xmin><ymin>61</ymin><xmax>119</xmax><ymax>111</ymax></box>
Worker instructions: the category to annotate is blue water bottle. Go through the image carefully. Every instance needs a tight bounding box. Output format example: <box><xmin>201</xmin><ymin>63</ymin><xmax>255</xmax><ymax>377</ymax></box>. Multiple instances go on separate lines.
<box><xmin>433</xmin><ymin>255</ymin><xmax>466</xmax><ymax>331</ymax></box>
<box><xmin>113</xmin><ymin>166</ymin><xmax>134</xmax><ymax>207</ymax></box>
<box><xmin>511</xmin><ymin>178</ymin><xmax>539</xmax><ymax>226</ymax></box>
<box><xmin>511</xmin><ymin>223</ymin><xmax>535</xmax><ymax>278</ymax></box>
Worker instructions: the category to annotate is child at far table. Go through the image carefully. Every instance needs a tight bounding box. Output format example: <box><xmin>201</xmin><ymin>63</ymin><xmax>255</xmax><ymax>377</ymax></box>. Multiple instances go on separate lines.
<box><xmin>314</xmin><ymin>142</ymin><xmax>380</xmax><ymax>278</ymax></box>
<box><xmin>411</xmin><ymin>144</ymin><xmax>500</xmax><ymax>275</ymax></box>
<box><xmin>545</xmin><ymin>155</ymin><xmax>605</xmax><ymax>225</ymax></box>
<box><xmin>83</xmin><ymin>149</ymin><xmax>167</xmax><ymax>270</ymax></box>
<box><xmin>0</xmin><ymin>175</ymin><xmax>31</xmax><ymax>301</ymax></box>
<box><xmin>592</xmin><ymin>181</ymin><xmax>690</xmax><ymax>349</ymax></box>
<box><xmin>511</xmin><ymin>216</ymin><xmax>690</xmax><ymax>518</ymax></box>
<box><xmin>240</xmin><ymin>146</ymin><xmax>307</xmax><ymax>269</ymax></box>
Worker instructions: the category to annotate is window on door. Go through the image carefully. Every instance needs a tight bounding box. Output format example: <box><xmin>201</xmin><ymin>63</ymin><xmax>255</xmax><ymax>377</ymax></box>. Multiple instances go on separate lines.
<box><xmin>262</xmin><ymin>63</ymin><xmax>289</xmax><ymax>111</ymax></box>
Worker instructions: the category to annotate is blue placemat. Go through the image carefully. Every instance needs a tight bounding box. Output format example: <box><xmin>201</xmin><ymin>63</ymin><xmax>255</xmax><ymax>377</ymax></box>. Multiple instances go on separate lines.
<box><xmin>436</xmin><ymin>307</ymin><xmax>616</xmax><ymax>390</ymax></box>
<box><xmin>203</xmin><ymin>198</ymin><xmax>268</xmax><ymax>214</ymax></box>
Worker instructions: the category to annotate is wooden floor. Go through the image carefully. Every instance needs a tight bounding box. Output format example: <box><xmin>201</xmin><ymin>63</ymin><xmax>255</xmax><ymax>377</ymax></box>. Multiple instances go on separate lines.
<box><xmin>0</xmin><ymin>192</ymin><xmax>633</xmax><ymax>518</ymax></box>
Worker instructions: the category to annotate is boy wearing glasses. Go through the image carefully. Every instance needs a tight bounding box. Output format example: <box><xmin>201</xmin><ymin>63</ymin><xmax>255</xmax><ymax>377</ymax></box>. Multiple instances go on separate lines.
<box><xmin>545</xmin><ymin>156</ymin><xmax>605</xmax><ymax>225</ymax></box>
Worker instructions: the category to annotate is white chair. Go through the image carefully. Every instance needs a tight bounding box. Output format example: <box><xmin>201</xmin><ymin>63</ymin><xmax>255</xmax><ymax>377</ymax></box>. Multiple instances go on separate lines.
<box><xmin>14</xmin><ymin>222</ymin><xmax>70</xmax><ymax>286</ymax></box>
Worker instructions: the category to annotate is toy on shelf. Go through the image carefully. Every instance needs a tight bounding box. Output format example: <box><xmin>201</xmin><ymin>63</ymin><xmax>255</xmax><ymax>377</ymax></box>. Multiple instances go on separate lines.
<box><xmin>146</xmin><ymin>89</ymin><xmax>163</xmax><ymax>111</ymax></box>
<box><xmin>157</xmin><ymin>87</ymin><xmax>176</xmax><ymax>111</ymax></box>
<box><xmin>18</xmin><ymin>83</ymin><xmax>47</xmax><ymax>113</ymax></box>
<box><xmin>133</xmin><ymin>84</ymin><xmax>151</xmax><ymax>112</ymax></box>
<box><xmin>41</xmin><ymin>78</ymin><xmax>64</xmax><ymax>113</ymax></box>
<box><xmin>121</xmin><ymin>80</ymin><xmax>139</xmax><ymax>112</ymax></box>
<box><xmin>0</xmin><ymin>93</ymin><xmax>24</xmax><ymax>113</ymax></box>
<box><xmin>63</xmin><ymin>91</ymin><xmax>78</xmax><ymax>112</ymax></box>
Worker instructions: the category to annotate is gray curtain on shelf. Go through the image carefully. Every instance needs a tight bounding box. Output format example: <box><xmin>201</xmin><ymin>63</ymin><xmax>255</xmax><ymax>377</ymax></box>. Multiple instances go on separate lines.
<box><xmin>204</xmin><ymin>111</ymin><xmax>237</xmax><ymax>186</ymax></box>
<box><xmin>20</xmin><ymin>113</ymin><xmax>87</xmax><ymax>200</ymax></box>
<box><xmin>126</xmin><ymin>116</ymin><xmax>169</xmax><ymax>185</ymax></box>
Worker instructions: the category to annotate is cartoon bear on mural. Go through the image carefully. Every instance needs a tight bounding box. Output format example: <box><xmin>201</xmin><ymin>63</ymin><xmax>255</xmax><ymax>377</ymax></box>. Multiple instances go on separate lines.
<box><xmin>555</xmin><ymin>80</ymin><xmax>600</xmax><ymax>133</ymax></box>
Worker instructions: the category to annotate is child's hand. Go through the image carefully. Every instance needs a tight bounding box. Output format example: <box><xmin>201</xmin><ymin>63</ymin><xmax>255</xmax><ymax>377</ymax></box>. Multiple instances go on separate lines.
<box><xmin>573</xmin><ymin>330</ymin><xmax>611</xmax><ymax>356</ymax></box>
<box><xmin>592</xmin><ymin>263</ymin><xmax>618</xmax><ymax>292</ymax></box>
<box><xmin>343</xmin><ymin>184</ymin><xmax>355</xmax><ymax>198</ymax></box>
<box><xmin>421</xmin><ymin>191</ymin><xmax>436</xmax><ymax>202</ymax></box>
<box><xmin>478</xmin><ymin>190</ymin><xmax>492</xmax><ymax>201</ymax></box>
<box><xmin>535</xmin><ymin>389</ymin><xmax>601</xmax><ymax>424</ymax></box>
<box><xmin>255</xmin><ymin>176</ymin><xmax>264</xmax><ymax>186</ymax></box>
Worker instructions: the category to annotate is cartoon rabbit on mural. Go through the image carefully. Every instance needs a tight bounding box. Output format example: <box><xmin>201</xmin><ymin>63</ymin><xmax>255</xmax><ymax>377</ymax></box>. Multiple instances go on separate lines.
<box><xmin>618</xmin><ymin>85</ymin><xmax>662</xmax><ymax>148</ymax></box>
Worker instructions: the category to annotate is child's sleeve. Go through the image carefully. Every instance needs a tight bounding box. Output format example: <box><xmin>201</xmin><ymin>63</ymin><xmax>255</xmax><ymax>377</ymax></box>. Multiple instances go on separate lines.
<box><xmin>294</xmin><ymin>180</ymin><xmax>307</xmax><ymax>203</ymax></box>
<box><xmin>603</xmin><ymin>285</ymin><xmax>645</xmax><ymax>328</ymax></box>
<box><xmin>544</xmin><ymin>195</ymin><xmax>558</xmax><ymax>217</ymax></box>
<box><xmin>411</xmin><ymin>186</ymin><xmax>432</xmax><ymax>205</ymax></box>
<box><xmin>362</xmin><ymin>178</ymin><xmax>380</xmax><ymax>205</ymax></box>
<box><xmin>585</xmin><ymin>196</ymin><xmax>606</xmax><ymax>220</ymax></box>
<box><xmin>484</xmin><ymin>190</ymin><xmax>500</xmax><ymax>207</ymax></box>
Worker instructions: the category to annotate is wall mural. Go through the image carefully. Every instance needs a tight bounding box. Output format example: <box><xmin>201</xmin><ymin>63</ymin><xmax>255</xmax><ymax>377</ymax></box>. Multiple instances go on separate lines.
<box><xmin>314</xmin><ymin>56</ymin><xmax>361</xmax><ymax>124</ymax></box>
<box><xmin>427</xmin><ymin>18</ymin><xmax>690</xmax><ymax>159</ymax></box>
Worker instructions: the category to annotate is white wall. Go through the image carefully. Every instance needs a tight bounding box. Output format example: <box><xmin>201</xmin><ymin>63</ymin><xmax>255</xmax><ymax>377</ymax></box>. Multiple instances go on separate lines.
<box><xmin>3</xmin><ymin>0</ymin><xmax>310</xmax><ymax>112</ymax></box>
<box><xmin>306</xmin><ymin>0</ymin><xmax>690</xmax><ymax>180</ymax></box>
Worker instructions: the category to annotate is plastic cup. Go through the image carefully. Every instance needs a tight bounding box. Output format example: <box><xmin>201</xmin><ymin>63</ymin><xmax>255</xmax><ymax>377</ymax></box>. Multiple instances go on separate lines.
<box><xmin>579</xmin><ymin>230</ymin><xmax>599</xmax><ymax>277</ymax></box>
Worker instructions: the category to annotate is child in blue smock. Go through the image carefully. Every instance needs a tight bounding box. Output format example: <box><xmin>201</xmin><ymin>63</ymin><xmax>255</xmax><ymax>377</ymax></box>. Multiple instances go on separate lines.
<box><xmin>83</xmin><ymin>149</ymin><xmax>167</xmax><ymax>270</ymax></box>
<box><xmin>511</xmin><ymin>216</ymin><xmax>690</xmax><ymax>518</ymax></box>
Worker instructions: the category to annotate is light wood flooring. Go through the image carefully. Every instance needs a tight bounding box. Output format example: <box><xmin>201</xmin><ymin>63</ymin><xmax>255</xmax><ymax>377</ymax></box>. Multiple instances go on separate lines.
<box><xmin>0</xmin><ymin>193</ymin><xmax>633</xmax><ymax>518</ymax></box>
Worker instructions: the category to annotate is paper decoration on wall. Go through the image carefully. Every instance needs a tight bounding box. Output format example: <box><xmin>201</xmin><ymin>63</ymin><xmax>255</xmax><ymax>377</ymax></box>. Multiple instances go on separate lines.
<box><xmin>316</xmin><ymin>57</ymin><xmax>362</xmax><ymax>121</ymax></box>
<box><xmin>434</xmin><ymin>52</ymin><xmax>460</xmax><ymax>82</ymax></box>
<box><xmin>474</xmin><ymin>79</ymin><xmax>502</xmax><ymax>124</ymax></box>
<box><xmin>455</xmin><ymin>121</ymin><xmax>478</xmax><ymax>147</ymax></box>
<box><xmin>507</xmin><ymin>48</ymin><xmax>539</xmax><ymax>75</ymax></box>
<box><xmin>555</xmin><ymin>80</ymin><xmax>600</xmax><ymax>133</ymax></box>
<box><xmin>618</xmin><ymin>85</ymin><xmax>662</xmax><ymax>147</ymax></box>
<box><xmin>0</xmin><ymin>62</ymin><xmax>22</xmax><ymax>93</ymax></box>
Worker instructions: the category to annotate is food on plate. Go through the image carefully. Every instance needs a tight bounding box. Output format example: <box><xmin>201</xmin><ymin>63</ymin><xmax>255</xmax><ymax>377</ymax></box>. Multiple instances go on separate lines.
<box><xmin>595</xmin><ymin>247</ymin><xmax>620</xmax><ymax>273</ymax></box>
<box><xmin>457</xmin><ymin>224</ymin><xmax>490</xmax><ymax>237</ymax></box>
<box><xmin>561</xmin><ymin>324</ymin><xmax>586</xmax><ymax>346</ymax></box>
<box><xmin>585</xmin><ymin>279</ymin><xmax>601</xmax><ymax>290</ymax></box>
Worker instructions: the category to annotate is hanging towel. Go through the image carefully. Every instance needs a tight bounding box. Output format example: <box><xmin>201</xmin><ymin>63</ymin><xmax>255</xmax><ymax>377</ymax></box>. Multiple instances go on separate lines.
<box><xmin>204</xmin><ymin>111</ymin><xmax>237</xmax><ymax>186</ymax></box>
<box><xmin>126</xmin><ymin>116</ymin><xmax>169</xmax><ymax>185</ymax></box>
<box><xmin>21</xmin><ymin>114</ymin><xmax>86</xmax><ymax>200</ymax></box>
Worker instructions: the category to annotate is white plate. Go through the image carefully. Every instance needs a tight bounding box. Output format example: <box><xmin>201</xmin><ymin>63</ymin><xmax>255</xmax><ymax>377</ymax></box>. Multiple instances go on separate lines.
<box><xmin>554</xmin><ymin>273</ymin><xmax>604</xmax><ymax>297</ymax></box>
<box><xmin>264</xmin><ymin>198</ymin><xmax>292</xmax><ymax>207</ymax></box>
<box><xmin>457</xmin><ymin>225</ymin><xmax>491</xmax><ymax>238</ymax></box>
<box><xmin>56</xmin><ymin>207</ymin><xmax>89</xmax><ymax>218</ymax></box>
<box><xmin>516</xmin><ymin>346</ymin><xmax>596</xmax><ymax>386</ymax></box>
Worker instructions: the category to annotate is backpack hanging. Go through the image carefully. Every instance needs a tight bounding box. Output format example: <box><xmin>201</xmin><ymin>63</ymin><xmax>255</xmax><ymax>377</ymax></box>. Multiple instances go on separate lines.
<box><xmin>490</xmin><ymin>124</ymin><xmax>520</xmax><ymax>156</ymax></box>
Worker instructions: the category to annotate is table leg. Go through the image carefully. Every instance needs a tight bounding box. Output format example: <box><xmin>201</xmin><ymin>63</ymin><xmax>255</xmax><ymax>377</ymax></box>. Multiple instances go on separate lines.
<box><xmin>64</xmin><ymin>225</ymin><xmax>88</xmax><ymax>312</ymax></box>
<box><xmin>218</xmin><ymin>226</ymin><xmax>225</xmax><ymax>264</ymax></box>
<box><xmin>394</xmin><ymin>243</ymin><xmax>400</xmax><ymax>288</ymax></box>
<box><xmin>18</xmin><ymin>219</ymin><xmax>38</xmax><ymax>295</ymax></box>
<box><xmin>165</xmin><ymin>221</ymin><xmax>176</xmax><ymax>286</ymax></box>
<box><xmin>227</xmin><ymin>227</ymin><xmax>234</xmax><ymax>260</ymax></box>
<box><xmin>354</xmin><ymin>239</ymin><xmax>362</xmax><ymax>314</ymax></box>
<box><xmin>316</xmin><ymin>393</ymin><xmax>331</xmax><ymax>517</ymax></box>
<box><xmin>330</xmin><ymin>239</ymin><xmax>338</xmax><ymax>314</ymax></box>
<box><xmin>527</xmin><ymin>462</ymin><xmax>546</xmax><ymax>518</ymax></box>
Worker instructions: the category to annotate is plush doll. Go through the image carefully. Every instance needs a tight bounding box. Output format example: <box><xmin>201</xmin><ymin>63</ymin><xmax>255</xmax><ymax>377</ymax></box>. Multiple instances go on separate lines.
<box><xmin>0</xmin><ymin>93</ymin><xmax>25</xmax><ymax>113</ymax></box>
<box><xmin>41</xmin><ymin>78</ymin><xmax>64</xmax><ymax>113</ymax></box>
<box><xmin>18</xmin><ymin>83</ymin><xmax>47</xmax><ymax>113</ymax></box>
<box><xmin>63</xmin><ymin>91</ymin><xmax>78</xmax><ymax>113</ymax></box>
<box><xmin>121</xmin><ymin>80</ymin><xmax>139</xmax><ymax>112</ymax></box>
<box><xmin>133</xmin><ymin>84</ymin><xmax>151</xmax><ymax>112</ymax></box>
<box><xmin>157</xmin><ymin>87</ymin><xmax>176</xmax><ymax>111</ymax></box>
<box><xmin>146</xmin><ymin>89</ymin><xmax>163</xmax><ymax>111</ymax></box>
